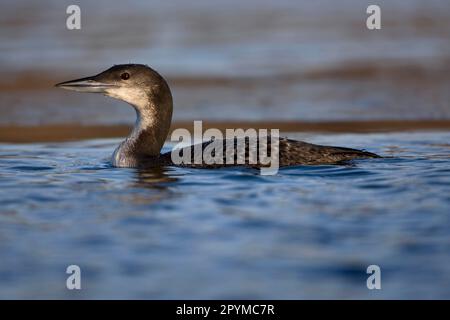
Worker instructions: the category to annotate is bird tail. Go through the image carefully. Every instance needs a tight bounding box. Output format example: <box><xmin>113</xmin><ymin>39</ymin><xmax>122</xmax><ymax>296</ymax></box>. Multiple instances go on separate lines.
<box><xmin>332</xmin><ymin>147</ymin><xmax>381</xmax><ymax>159</ymax></box>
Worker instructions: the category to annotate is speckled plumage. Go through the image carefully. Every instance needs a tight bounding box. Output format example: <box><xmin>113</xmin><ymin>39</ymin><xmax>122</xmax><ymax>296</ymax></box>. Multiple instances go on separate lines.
<box><xmin>135</xmin><ymin>136</ymin><xmax>380</xmax><ymax>168</ymax></box>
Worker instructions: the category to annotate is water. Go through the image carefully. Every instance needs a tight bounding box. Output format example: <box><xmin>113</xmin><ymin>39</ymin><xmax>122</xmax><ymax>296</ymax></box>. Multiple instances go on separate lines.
<box><xmin>1</xmin><ymin>0</ymin><xmax>450</xmax><ymax>299</ymax></box>
<box><xmin>0</xmin><ymin>131</ymin><xmax>449</xmax><ymax>299</ymax></box>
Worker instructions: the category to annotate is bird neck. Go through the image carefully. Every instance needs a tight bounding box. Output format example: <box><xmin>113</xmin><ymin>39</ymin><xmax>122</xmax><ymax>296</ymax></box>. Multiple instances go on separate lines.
<box><xmin>113</xmin><ymin>91</ymin><xmax>173</xmax><ymax>167</ymax></box>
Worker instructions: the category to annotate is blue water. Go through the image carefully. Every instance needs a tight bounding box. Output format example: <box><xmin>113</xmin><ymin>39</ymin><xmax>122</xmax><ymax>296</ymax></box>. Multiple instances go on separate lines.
<box><xmin>0</xmin><ymin>131</ymin><xmax>449</xmax><ymax>299</ymax></box>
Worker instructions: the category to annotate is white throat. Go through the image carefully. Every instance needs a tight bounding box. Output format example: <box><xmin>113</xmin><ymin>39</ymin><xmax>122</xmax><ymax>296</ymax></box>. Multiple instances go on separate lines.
<box><xmin>108</xmin><ymin>87</ymin><xmax>158</xmax><ymax>167</ymax></box>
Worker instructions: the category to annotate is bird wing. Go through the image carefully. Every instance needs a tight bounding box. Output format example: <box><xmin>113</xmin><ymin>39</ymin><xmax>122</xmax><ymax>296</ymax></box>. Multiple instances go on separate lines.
<box><xmin>156</xmin><ymin>137</ymin><xmax>379</xmax><ymax>168</ymax></box>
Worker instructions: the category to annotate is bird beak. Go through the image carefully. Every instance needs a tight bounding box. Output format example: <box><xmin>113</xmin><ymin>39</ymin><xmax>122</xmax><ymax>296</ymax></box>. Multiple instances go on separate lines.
<box><xmin>55</xmin><ymin>76</ymin><xmax>117</xmax><ymax>93</ymax></box>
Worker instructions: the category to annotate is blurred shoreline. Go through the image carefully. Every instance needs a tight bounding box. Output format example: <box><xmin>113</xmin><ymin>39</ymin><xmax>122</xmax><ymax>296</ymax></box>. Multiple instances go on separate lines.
<box><xmin>2</xmin><ymin>59</ymin><xmax>450</xmax><ymax>126</ymax></box>
<box><xmin>1</xmin><ymin>0</ymin><xmax>449</xmax><ymax>137</ymax></box>
<box><xmin>1</xmin><ymin>120</ymin><xmax>449</xmax><ymax>143</ymax></box>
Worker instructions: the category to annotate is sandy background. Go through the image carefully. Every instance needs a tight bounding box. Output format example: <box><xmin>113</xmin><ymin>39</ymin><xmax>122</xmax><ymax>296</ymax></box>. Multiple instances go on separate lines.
<box><xmin>1</xmin><ymin>0</ymin><xmax>449</xmax><ymax>140</ymax></box>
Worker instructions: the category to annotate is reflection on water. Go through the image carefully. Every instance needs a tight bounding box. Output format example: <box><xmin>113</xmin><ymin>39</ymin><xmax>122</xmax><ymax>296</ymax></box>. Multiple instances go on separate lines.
<box><xmin>0</xmin><ymin>131</ymin><xmax>449</xmax><ymax>298</ymax></box>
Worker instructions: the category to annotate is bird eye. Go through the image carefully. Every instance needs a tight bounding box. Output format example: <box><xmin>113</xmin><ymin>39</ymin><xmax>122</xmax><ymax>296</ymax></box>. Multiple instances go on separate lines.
<box><xmin>121</xmin><ymin>72</ymin><xmax>130</xmax><ymax>80</ymax></box>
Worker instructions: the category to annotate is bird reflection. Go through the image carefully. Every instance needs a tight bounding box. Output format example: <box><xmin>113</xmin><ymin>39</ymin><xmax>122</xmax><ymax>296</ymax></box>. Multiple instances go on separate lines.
<box><xmin>133</xmin><ymin>166</ymin><xmax>179</xmax><ymax>189</ymax></box>
<box><xmin>113</xmin><ymin>167</ymin><xmax>181</xmax><ymax>207</ymax></box>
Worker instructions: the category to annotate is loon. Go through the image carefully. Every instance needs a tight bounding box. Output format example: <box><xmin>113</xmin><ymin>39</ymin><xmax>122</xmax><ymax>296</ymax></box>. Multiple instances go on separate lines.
<box><xmin>55</xmin><ymin>64</ymin><xmax>379</xmax><ymax>168</ymax></box>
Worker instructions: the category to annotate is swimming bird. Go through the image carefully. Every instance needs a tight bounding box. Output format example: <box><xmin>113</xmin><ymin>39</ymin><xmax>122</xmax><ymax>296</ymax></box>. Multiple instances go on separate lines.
<box><xmin>55</xmin><ymin>64</ymin><xmax>379</xmax><ymax>168</ymax></box>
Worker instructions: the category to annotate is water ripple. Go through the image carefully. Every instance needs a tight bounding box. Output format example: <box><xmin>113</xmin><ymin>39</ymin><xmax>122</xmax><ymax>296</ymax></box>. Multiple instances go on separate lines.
<box><xmin>0</xmin><ymin>132</ymin><xmax>449</xmax><ymax>299</ymax></box>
